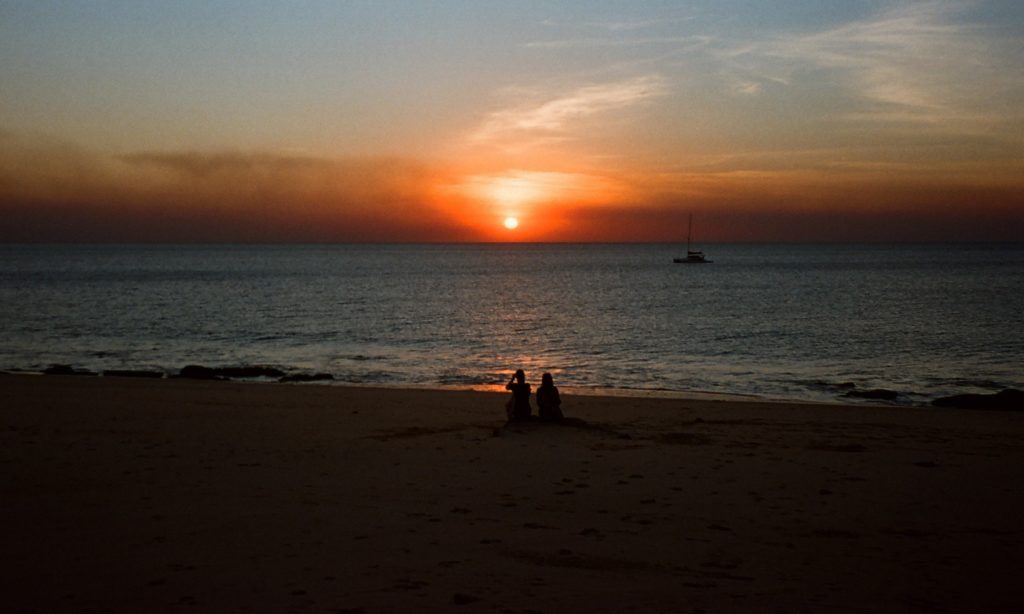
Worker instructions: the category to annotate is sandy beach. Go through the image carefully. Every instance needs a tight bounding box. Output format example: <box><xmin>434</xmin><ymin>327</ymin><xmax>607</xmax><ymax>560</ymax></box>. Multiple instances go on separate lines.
<box><xmin>2</xmin><ymin>373</ymin><xmax>1022</xmax><ymax>613</ymax></box>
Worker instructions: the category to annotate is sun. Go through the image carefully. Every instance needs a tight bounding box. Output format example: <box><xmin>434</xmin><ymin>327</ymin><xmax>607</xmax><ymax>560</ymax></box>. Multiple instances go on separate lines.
<box><xmin>503</xmin><ymin>216</ymin><xmax>519</xmax><ymax>230</ymax></box>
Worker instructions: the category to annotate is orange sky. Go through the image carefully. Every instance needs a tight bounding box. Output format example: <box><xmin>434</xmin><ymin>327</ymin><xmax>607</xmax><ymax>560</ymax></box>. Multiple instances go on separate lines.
<box><xmin>2</xmin><ymin>135</ymin><xmax>1020</xmax><ymax>243</ymax></box>
<box><xmin>1</xmin><ymin>2</ymin><xmax>1022</xmax><ymax>242</ymax></box>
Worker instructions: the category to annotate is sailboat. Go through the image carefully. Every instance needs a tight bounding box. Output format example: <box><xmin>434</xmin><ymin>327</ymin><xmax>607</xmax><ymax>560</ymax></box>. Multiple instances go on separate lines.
<box><xmin>673</xmin><ymin>214</ymin><xmax>712</xmax><ymax>264</ymax></box>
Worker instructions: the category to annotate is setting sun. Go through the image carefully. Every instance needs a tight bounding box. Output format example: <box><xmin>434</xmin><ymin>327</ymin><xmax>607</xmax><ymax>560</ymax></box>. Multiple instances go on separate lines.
<box><xmin>503</xmin><ymin>216</ymin><xmax>519</xmax><ymax>230</ymax></box>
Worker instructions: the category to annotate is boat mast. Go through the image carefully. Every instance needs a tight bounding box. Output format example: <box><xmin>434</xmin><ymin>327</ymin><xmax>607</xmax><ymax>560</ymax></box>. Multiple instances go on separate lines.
<box><xmin>687</xmin><ymin>213</ymin><xmax>693</xmax><ymax>252</ymax></box>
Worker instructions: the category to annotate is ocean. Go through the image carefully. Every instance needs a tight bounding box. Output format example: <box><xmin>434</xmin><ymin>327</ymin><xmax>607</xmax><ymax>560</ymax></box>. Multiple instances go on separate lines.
<box><xmin>1</xmin><ymin>243</ymin><xmax>1021</xmax><ymax>405</ymax></box>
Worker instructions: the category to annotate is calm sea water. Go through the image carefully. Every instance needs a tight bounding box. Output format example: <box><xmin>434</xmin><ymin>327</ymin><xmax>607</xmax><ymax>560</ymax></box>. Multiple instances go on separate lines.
<box><xmin>1</xmin><ymin>243</ymin><xmax>1022</xmax><ymax>404</ymax></box>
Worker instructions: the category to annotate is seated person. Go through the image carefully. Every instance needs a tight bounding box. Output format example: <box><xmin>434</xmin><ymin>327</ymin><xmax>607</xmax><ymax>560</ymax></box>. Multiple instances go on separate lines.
<box><xmin>535</xmin><ymin>372</ymin><xmax>563</xmax><ymax>421</ymax></box>
<box><xmin>505</xmin><ymin>369</ymin><xmax>532</xmax><ymax>420</ymax></box>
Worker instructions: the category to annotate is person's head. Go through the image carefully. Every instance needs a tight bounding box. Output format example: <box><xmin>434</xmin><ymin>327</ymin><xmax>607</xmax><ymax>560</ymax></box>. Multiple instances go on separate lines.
<box><xmin>542</xmin><ymin>372</ymin><xmax>553</xmax><ymax>386</ymax></box>
<box><xmin>514</xmin><ymin>369</ymin><xmax>525</xmax><ymax>384</ymax></box>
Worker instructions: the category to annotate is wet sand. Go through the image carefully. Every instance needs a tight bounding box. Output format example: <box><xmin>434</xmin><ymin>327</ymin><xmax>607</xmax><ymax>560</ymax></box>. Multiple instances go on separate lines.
<box><xmin>2</xmin><ymin>373</ymin><xmax>1022</xmax><ymax>612</ymax></box>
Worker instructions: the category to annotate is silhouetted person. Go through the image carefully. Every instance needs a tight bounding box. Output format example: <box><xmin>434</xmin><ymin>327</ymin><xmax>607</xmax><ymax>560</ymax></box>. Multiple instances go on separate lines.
<box><xmin>536</xmin><ymin>372</ymin><xmax>563</xmax><ymax>421</ymax></box>
<box><xmin>505</xmin><ymin>369</ymin><xmax>532</xmax><ymax>420</ymax></box>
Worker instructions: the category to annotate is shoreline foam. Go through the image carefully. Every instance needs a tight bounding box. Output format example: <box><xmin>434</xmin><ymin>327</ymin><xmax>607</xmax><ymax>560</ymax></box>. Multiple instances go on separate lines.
<box><xmin>0</xmin><ymin>364</ymin><xmax>944</xmax><ymax>407</ymax></box>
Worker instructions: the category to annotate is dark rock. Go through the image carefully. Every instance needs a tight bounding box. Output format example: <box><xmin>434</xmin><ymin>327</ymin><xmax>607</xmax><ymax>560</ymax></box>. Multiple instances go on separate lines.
<box><xmin>843</xmin><ymin>388</ymin><xmax>899</xmax><ymax>401</ymax></box>
<box><xmin>176</xmin><ymin>365</ymin><xmax>286</xmax><ymax>380</ymax></box>
<box><xmin>279</xmin><ymin>372</ymin><xmax>335</xmax><ymax>383</ymax></box>
<box><xmin>932</xmin><ymin>389</ymin><xmax>1024</xmax><ymax>410</ymax></box>
<box><xmin>43</xmin><ymin>364</ymin><xmax>95</xmax><ymax>376</ymax></box>
<box><xmin>43</xmin><ymin>364</ymin><xmax>74</xmax><ymax>375</ymax></box>
<box><xmin>103</xmin><ymin>369</ymin><xmax>164</xmax><ymax>378</ymax></box>
<box><xmin>176</xmin><ymin>365</ymin><xmax>223</xmax><ymax>380</ymax></box>
<box><xmin>213</xmin><ymin>366</ymin><xmax>286</xmax><ymax>379</ymax></box>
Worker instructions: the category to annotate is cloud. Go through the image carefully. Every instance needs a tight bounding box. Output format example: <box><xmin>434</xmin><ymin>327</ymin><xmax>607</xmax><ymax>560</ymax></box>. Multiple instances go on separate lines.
<box><xmin>114</xmin><ymin>149</ymin><xmax>433</xmax><ymax>208</ymax></box>
<box><xmin>117</xmin><ymin>151</ymin><xmax>329</xmax><ymax>178</ymax></box>
<box><xmin>524</xmin><ymin>13</ymin><xmax>707</xmax><ymax>52</ymax></box>
<box><xmin>588</xmin><ymin>16</ymin><xmax>696</xmax><ymax>32</ymax></box>
<box><xmin>0</xmin><ymin>137</ymin><xmax>470</xmax><ymax>242</ymax></box>
<box><xmin>528</xmin><ymin>3</ymin><xmax>1021</xmax><ymax>137</ymax></box>
<box><xmin>523</xmin><ymin>35</ymin><xmax>705</xmax><ymax>49</ymax></box>
<box><xmin>539</xmin><ymin>15</ymin><xmax>695</xmax><ymax>33</ymax></box>
<box><xmin>724</xmin><ymin>2</ymin><xmax>1024</xmax><ymax>130</ymax></box>
<box><xmin>732</xmin><ymin>81</ymin><xmax>762</xmax><ymax>96</ymax></box>
<box><xmin>451</xmin><ymin>169</ymin><xmax>627</xmax><ymax>208</ymax></box>
<box><xmin>470</xmin><ymin>75</ymin><xmax>668</xmax><ymax>144</ymax></box>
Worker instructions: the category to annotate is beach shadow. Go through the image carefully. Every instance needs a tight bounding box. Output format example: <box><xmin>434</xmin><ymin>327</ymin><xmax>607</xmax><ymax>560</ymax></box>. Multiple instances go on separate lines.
<box><xmin>368</xmin><ymin>424</ymin><xmax>495</xmax><ymax>441</ymax></box>
<box><xmin>492</xmin><ymin>416</ymin><xmax>630</xmax><ymax>440</ymax></box>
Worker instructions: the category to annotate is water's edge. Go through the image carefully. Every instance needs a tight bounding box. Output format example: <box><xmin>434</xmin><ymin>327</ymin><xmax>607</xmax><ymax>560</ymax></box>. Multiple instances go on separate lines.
<box><xmin>0</xmin><ymin>364</ymin><xmax>935</xmax><ymax>407</ymax></box>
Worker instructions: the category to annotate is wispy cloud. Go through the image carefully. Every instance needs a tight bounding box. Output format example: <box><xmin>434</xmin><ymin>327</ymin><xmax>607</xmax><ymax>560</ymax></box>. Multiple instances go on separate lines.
<box><xmin>725</xmin><ymin>2</ymin><xmax>1024</xmax><ymax>129</ymax></box>
<box><xmin>0</xmin><ymin>135</ymin><xmax>467</xmax><ymax>242</ymax></box>
<box><xmin>533</xmin><ymin>2</ymin><xmax>1021</xmax><ymax>136</ymax></box>
<box><xmin>470</xmin><ymin>75</ymin><xmax>667</xmax><ymax>144</ymax></box>
<box><xmin>523</xmin><ymin>35</ymin><xmax>707</xmax><ymax>50</ymax></box>
<box><xmin>118</xmin><ymin>151</ymin><xmax>329</xmax><ymax>178</ymax></box>
<box><xmin>539</xmin><ymin>15</ymin><xmax>692</xmax><ymax>31</ymax></box>
<box><xmin>588</xmin><ymin>16</ymin><xmax>695</xmax><ymax>32</ymax></box>
<box><xmin>731</xmin><ymin>80</ymin><xmax>762</xmax><ymax>96</ymax></box>
<box><xmin>527</xmin><ymin>13</ymin><xmax>704</xmax><ymax>51</ymax></box>
<box><xmin>451</xmin><ymin>169</ymin><xmax>627</xmax><ymax>209</ymax></box>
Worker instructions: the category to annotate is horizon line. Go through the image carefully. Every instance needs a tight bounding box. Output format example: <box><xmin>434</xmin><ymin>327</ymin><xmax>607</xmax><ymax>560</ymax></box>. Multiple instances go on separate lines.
<box><xmin>3</xmin><ymin>240</ymin><xmax>1022</xmax><ymax>247</ymax></box>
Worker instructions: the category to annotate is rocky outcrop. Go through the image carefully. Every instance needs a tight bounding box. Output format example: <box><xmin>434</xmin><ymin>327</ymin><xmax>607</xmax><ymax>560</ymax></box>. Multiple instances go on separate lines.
<box><xmin>102</xmin><ymin>369</ymin><xmax>164</xmax><ymax>378</ymax></box>
<box><xmin>843</xmin><ymin>388</ymin><xmax>899</xmax><ymax>401</ymax></box>
<box><xmin>43</xmin><ymin>364</ymin><xmax>96</xmax><ymax>376</ymax></box>
<box><xmin>932</xmin><ymin>389</ymin><xmax>1024</xmax><ymax>410</ymax></box>
<box><xmin>175</xmin><ymin>365</ymin><xmax>224</xmax><ymax>380</ymax></box>
<box><xmin>211</xmin><ymin>366</ymin><xmax>286</xmax><ymax>379</ymax></box>
<box><xmin>175</xmin><ymin>365</ymin><xmax>286</xmax><ymax>380</ymax></box>
<box><xmin>279</xmin><ymin>373</ymin><xmax>334</xmax><ymax>383</ymax></box>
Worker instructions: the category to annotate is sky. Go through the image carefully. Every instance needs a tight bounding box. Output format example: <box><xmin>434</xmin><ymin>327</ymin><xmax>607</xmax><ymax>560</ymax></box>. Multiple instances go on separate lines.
<box><xmin>1</xmin><ymin>0</ymin><xmax>1022</xmax><ymax>242</ymax></box>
